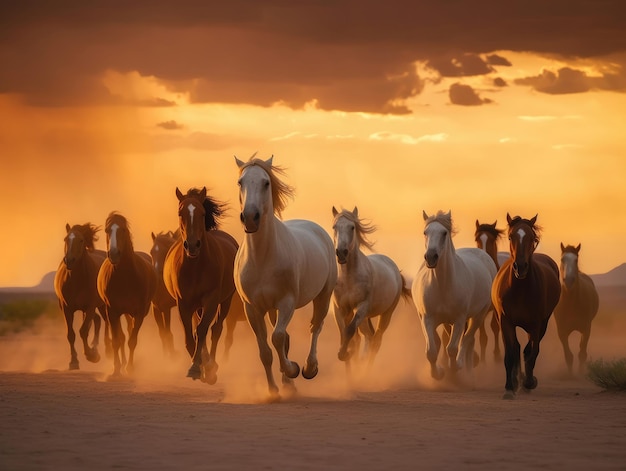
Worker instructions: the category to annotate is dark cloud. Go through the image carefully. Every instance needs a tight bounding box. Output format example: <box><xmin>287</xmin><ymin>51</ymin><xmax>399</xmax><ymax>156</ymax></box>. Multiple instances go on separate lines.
<box><xmin>486</xmin><ymin>54</ymin><xmax>512</xmax><ymax>66</ymax></box>
<box><xmin>493</xmin><ymin>77</ymin><xmax>507</xmax><ymax>87</ymax></box>
<box><xmin>156</xmin><ymin>120</ymin><xmax>184</xmax><ymax>130</ymax></box>
<box><xmin>1</xmin><ymin>1</ymin><xmax>625</xmax><ymax>112</ymax></box>
<box><xmin>449</xmin><ymin>83</ymin><xmax>492</xmax><ymax>106</ymax></box>
<box><xmin>515</xmin><ymin>66</ymin><xmax>626</xmax><ymax>94</ymax></box>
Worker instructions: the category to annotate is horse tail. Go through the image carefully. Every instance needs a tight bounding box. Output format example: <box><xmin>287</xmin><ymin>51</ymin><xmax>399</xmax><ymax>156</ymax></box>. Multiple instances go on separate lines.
<box><xmin>400</xmin><ymin>274</ymin><xmax>413</xmax><ymax>301</ymax></box>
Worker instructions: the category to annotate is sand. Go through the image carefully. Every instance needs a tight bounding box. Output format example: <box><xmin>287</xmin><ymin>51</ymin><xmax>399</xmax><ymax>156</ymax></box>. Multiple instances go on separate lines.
<box><xmin>1</xmin><ymin>301</ymin><xmax>625</xmax><ymax>470</ymax></box>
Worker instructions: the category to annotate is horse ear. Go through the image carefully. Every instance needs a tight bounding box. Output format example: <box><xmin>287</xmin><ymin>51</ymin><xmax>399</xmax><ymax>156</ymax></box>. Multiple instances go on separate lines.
<box><xmin>266</xmin><ymin>155</ymin><xmax>274</xmax><ymax>167</ymax></box>
<box><xmin>200</xmin><ymin>186</ymin><xmax>207</xmax><ymax>199</ymax></box>
<box><xmin>506</xmin><ymin>213</ymin><xmax>512</xmax><ymax>225</ymax></box>
<box><xmin>422</xmin><ymin>210</ymin><xmax>429</xmax><ymax>221</ymax></box>
<box><xmin>530</xmin><ymin>214</ymin><xmax>538</xmax><ymax>225</ymax></box>
<box><xmin>560</xmin><ymin>242</ymin><xmax>565</xmax><ymax>252</ymax></box>
<box><xmin>475</xmin><ymin>219</ymin><xmax>480</xmax><ymax>229</ymax></box>
<box><xmin>175</xmin><ymin>187</ymin><xmax>184</xmax><ymax>201</ymax></box>
<box><xmin>65</xmin><ymin>223</ymin><xmax>71</xmax><ymax>233</ymax></box>
<box><xmin>234</xmin><ymin>156</ymin><xmax>245</xmax><ymax>168</ymax></box>
<box><xmin>576</xmin><ymin>243</ymin><xmax>581</xmax><ymax>253</ymax></box>
<box><xmin>332</xmin><ymin>206</ymin><xmax>339</xmax><ymax>217</ymax></box>
<box><xmin>151</xmin><ymin>232</ymin><xmax>156</xmax><ymax>241</ymax></box>
<box><xmin>352</xmin><ymin>206</ymin><xmax>358</xmax><ymax>217</ymax></box>
<box><xmin>492</xmin><ymin>220</ymin><xmax>497</xmax><ymax>227</ymax></box>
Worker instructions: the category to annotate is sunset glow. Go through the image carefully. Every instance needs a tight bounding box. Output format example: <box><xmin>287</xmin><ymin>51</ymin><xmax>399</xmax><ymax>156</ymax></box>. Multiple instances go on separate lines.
<box><xmin>1</xmin><ymin>3</ymin><xmax>625</xmax><ymax>287</ymax></box>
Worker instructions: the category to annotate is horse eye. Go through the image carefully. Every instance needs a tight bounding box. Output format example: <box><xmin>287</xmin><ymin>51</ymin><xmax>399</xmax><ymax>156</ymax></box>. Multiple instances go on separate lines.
<box><xmin>264</xmin><ymin>180</ymin><xmax>270</xmax><ymax>189</ymax></box>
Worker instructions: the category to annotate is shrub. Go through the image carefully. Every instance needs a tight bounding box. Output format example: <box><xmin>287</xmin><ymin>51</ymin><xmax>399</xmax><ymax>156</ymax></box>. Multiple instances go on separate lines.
<box><xmin>587</xmin><ymin>358</ymin><xmax>626</xmax><ymax>391</ymax></box>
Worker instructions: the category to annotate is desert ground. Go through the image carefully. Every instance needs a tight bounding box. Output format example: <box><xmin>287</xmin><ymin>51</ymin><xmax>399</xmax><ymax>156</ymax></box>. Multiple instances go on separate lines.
<box><xmin>1</xmin><ymin>290</ymin><xmax>625</xmax><ymax>470</ymax></box>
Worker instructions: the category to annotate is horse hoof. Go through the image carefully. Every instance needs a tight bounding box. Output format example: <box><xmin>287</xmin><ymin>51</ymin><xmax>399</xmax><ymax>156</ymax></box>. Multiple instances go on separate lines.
<box><xmin>302</xmin><ymin>362</ymin><xmax>318</xmax><ymax>380</ymax></box>
<box><xmin>187</xmin><ymin>364</ymin><xmax>202</xmax><ymax>380</ymax></box>
<box><xmin>284</xmin><ymin>361</ymin><xmax>300</xmax><ymax>379</ymax></box>
<box><xmin>431</xmin><ymin>366</ymin><xmax>445</xmax><ymax>381</ymax></box>
<box><xmin>502</xmin><ymin>390</ymin><xmax>516</xmax><ymax>400</ymax></box>
<box><xmin>203</xmin><ymin>373</ymin><xmax>218</xmax><ymax>385</ymax></box>
<box><xmin>69</xmin><ymin>360</ymin><xmax>79</xmax><ymax>370</ymax></box>
<box><xmin>523</xmin><ymin>376</ymin><xmax>538</xmax><ymax>390</ymax></box>
<box><xmin>86</xmin><ymin>349</ymin><xmax>101</xmax><ymax>363</ymax></box>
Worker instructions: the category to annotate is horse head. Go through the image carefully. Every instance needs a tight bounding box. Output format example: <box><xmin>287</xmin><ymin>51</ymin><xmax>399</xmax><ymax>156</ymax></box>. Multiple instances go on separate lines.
<box><xmin>332</xmin><ymin>206</ymin><xmax>359</xmax><ymax>264</ymax></box>
<box><xmin>151</xmin><ymin>231</ymin><xmax>175</xmax><ymax>274</ymax></box>
<box><xmin>176</xmin><ymin>187</ymin><xmax>207</xmax><ymax>258</ymax></box>
<box><xmin>105</xmin><ymin>213</ymin><xmax>132</xmax><ymax>265</ymax></box>
<box><xmin>507</xmin><ymin>213</ymin><xmax>540</xmax><ymax>279</ymax></box>
<box><xmin>64</xmin><ymin>223</ymin><xmax>99</xmax><ymax>269</ymax></box>
<box><xmin>422</xmin><ymin>210</ymin><xmax>453</xmax><ymax>269</ymax></box>
<box><xmin>235</xmin><ymin>154</ymin><xmax>294</xmax><ymax>234</ymax></box>
<box><xmin>560</xmin><ymin>242</ymin><xmax>581</xmax><ymax>289</ymax></box>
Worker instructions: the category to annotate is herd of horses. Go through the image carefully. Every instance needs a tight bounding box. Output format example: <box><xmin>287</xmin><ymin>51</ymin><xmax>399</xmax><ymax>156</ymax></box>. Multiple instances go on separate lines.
<box><xmin>53</xmin><ymin>155</ymin><xmax>600</xmax><ymax>400</ymax></box>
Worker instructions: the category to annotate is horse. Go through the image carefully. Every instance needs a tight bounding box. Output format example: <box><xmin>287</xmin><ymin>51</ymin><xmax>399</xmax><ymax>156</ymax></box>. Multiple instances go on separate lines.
<box><xmin>54</xmin><ymin>223</ymin><xmax>110</xmax><ymax>370</ymax></box>
<box><xmin>474</xmin><ymin>220</ymin><xmax>506</xmax><ymax>362</ymax></box>
<box><xmin>331</xmin><ymin>206</ymin><xmax>411</xmax><ymax>373</ymax></box>
<box><xmin>234</xmin><ymin>155</ymin><xmax>337</xmax><ymax>399</ymax></box>
<box><xmin>162</xmin><ymin>187</ymin><xmax>239</xmax><ymax>384</ymax></box>
<box><xmin>491</xmin><ymin>213</ymin><xmax>561</xmax><ymax>399</ymax></box>
<box><xmin>412</xmin><ymin>210</ymin><xmax>497</xmax><ymax>381</ymax></box>
<box><xmin>149</xmin><ymin>230</ymin><xmax>179</xmax><ymax>357</ymax></box>
<box><xmin>553</xmin><ymin>243</ymin><xmax>599</xmax><ymax>375</ymax></box>
<box><xmin>97</xmin><ymin>212</ymin><xmax>157</xmax><ymax>378</ymax></box>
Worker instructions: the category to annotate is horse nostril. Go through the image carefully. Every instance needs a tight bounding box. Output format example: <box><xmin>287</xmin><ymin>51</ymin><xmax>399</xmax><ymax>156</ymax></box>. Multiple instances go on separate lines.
<box><xmin>253</xmin><ymin>212</ymin><xmax>260</xmax><ymax>222</ymax></box>
<box><xmin>513</xmin><ymin>262</ymin><xmax>518</xmax><ymax>271</ymax></box>
<box><xmin>183</xmin><ymin>240</ymin><xmax>189</xmax><ymax>250</ymax></box>
<box><xmin>195</xmin><ymin>240</ymin><xmax>201</xmax><ymax>249</ymax></box>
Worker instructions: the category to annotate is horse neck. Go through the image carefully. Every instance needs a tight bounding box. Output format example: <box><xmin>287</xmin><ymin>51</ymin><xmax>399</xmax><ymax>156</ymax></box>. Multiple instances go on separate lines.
<box><xmin>339</xmin><ymin>244</ymin><xmax>366</xmax><ymax>275</ymax></box>
<box><xmin>242</xmin><ymin>212</ymin><xmax>281</xmax><ymax>260</ymax></box>
<box><xmin>433</xmin><ymin>239</ymin><xmax>459</xmax><ymax>279</ymax></box>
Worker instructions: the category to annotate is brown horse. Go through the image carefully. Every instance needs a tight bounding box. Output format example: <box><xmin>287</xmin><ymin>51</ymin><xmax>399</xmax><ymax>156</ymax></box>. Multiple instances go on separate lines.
<box><xmin>491</xmin><ymin>214</ymin><xmax>561</xmax><ymax>399</ymax></box>
<box><xmin>163</xmin><ymin>187</ymin><xmax>239</xmax><ymax>384</ymax></box>
<box><xmin>97</xmin><ymin>212</ymin><xmax>157</xmax><ymax>378</ymax></box>
<box><xmin>54</xmin><ymin>223</ymin><xmax>109</xmax><ymax>370</ymax></box>
<box><xmin>149</xmin><ymin>230</ymin><xmax>179</xmax><ymax>357</ymax></box>
<box><xmin>553</xmin><ymin>243</ymin><xmax>599</xmax><ymax>375</ymax></box>
<box><xmin>474</xmin><ymin>220</ymin><xmax>506</xmax><ymax>362</ymax></box>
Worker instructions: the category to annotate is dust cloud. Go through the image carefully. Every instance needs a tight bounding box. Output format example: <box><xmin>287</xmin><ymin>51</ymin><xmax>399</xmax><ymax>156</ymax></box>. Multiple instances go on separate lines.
<box><xmin>1</xmin><ymin>294</ymin><xmax>625</xmax><ymax>403</ymax></box>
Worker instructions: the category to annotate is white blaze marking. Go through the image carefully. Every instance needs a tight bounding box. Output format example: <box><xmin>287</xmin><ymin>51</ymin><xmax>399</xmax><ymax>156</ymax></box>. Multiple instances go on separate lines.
<box><xmin>67</xmin><ymin>232</ymin><xmax>75</xmax><ymax>253</ymax></box>
<box><xmin>517</xmin><ymin>228</ymin><xmax>526</xmax><ymax>244</ymax></box>
<box><xmin>110</xmin><ymin>223</ymin><xmax>119</xmax><ymax>251</ymax></box>
<box><xmin>479</xmin><ymin>233</ymin><xmax>488</xmax><ymax>251</ymax></box>
<box><xmin>188</xmin><ymin>203</ymin><xmax>196</xmax><ymax>226</ymax></box>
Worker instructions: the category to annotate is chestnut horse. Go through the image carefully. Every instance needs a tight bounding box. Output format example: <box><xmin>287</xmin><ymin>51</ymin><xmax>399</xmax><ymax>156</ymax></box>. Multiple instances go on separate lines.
<box><xmin>474</xmin><ymin>220</ymin><xmax>506</xmax><ymax>362</ymax></box>
<box><xmin>163</xmin><ymin>187</ymin><xmax>239</xmax><ymax>384</ymax></box>
<box><xmin>491</xmin><ymin>214</ymin><xmax>561</xmax><ymax>399</ymax></box>
<box><xmin>97</xmin><ymin>213</ymin><xmax>157</xmax><ymax>378</ymax></box>
<box><xmin>553</xmin><ymin>243</ymin><xmax>599</xmax><ymax>375</ymax></box>
<box><xmin>54</xmin><ymin>223</ymin><xmax>109</xmax><ymax>370</ymax></box>
<box><xmin>149</xmin><ymin>230</ymin><xmax>179</xmax><ymax>357</ymax></box>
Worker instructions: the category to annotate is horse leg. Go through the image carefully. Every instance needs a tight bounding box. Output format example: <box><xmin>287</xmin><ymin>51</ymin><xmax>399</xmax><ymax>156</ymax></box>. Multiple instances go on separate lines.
<box><xmin>108</xmin><ymin>311</ymin><xmax>124</xmax><ymax>378</ymax></box>
<box><xmin>223</xmin><ymin>304</ymin><xmax>238</xmax><ymax>362</ymax></box>
<box><xmin>557</xmin><ymin>324</ymin><xmax>574</xmax><ymax>375</ymax></box>
<box><xmin>421</xmin><ymin>314</ymin><xmax>444</xmax><ymax>380</ymax></box>
<box><xmin>478</xmin><ymin>318</ymin><xmax>488</xmax><ymax>364</ymax></box>
<box><xmin>367</xmin><ymin>307</ymin><xmax>395</xmax><ymax>368</ymax></box>
<box><xmin>459</xmin><ymin>316</ymin><xmax>481</xmax><ymax>372</ymax></box>
<box><xmin>338</xmin><ymin>301</ymin><xmax>370</xmax><ymax>362</ymax></box>
<box><xmin>302</xmin><ymin>288</ymin><xmax>333</xmax><ymax>380</ymax></box>
<box><xmin>500</xmin><ymin>315</ymin><xmax>520</xmax><ymax>398</ymax></box>
<box><xmin>63</xmin><ymin>307</ymin><xmax>79</xmax><ymax>370</ymax></box>
<box><xmin>89</xmin><ymin>310</ymin><xmax>102</xmax><ymax>360</ymax></box>
<box><xmin>80</xmin><ymin>309</ymin><xmax>100</xmax><ymax>363</ymax></box>
<box><xmin>99</xmin><ymin>306</ymin><xmax>113</xmax><ymax>359</ymax></box>
<box><xmin>522</xmin><ymin>334</ymin><xmax>540</xmax><ymax>391</ymax></box>
<box><xmin>163</xmin><ymin>307</ymin><xmax>175</xmax><ymax>357</ymax></box>
<box><xmin>578</xmin><ymin>327</ymin><xmax>591</xmax><ymax>375</ymax></box>
<box><xmin>178</xmin><ymin>305</ymin><xmax>199</xmax><ymax>379</ymax></box>
<box><xmin>446</xmin><ymin>319</ymin><xmax>465</xmax><ymax>372</ymax></box>
<box><xmin>246</xmin><ymin>303</ymin><xmax>280</xmax><ymax>398</ymax></box>
<box><xmin>204</xmin><ymin>296</ymin><xmax>233</xmax><ymax>385</ymax></box>
<box><xmin>490</xmin><ymin>310</ymin><xmax>501</xmax><ymax>362</ymax></box>
<box><xmin>126</xmin><ymin>312</ymin><xmax>147</xmax><ymax>375</ymax></box>
<box><xmin>152</xmin><ymin>304</ymin><xmax>169</xmax><ymax>356</ymax></box>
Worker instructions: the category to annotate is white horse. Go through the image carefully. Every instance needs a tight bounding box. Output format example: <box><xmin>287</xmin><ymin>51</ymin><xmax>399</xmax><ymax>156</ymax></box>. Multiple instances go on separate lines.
<box><xmin>234</xmin><ymin>155</ymin><xmax>338</xmax><ymax>398</ymax></box>
<box><xmin>412</xmin><ymin>210</ymin><xmax>497</xmax><ymax>380</ymax></box>
<box><xmin>332</xmin><ymin>206</ymin><xmax>411</xmax><ymax>371</ymax></box>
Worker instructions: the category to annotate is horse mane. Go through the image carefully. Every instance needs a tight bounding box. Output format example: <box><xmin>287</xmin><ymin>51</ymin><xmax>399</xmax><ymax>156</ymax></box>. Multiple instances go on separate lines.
<box><xmin>73</xmin><ymin>223</ymin><xmax>100</xmax><ymax>250</ymax></box>
<box><xmin>333</xmin><ymin>208</ymin><xmax>377</xmax><ymax>252</ymax></box>
<box><xmin>181</xmin><ymin>188</ymin><xmax>227</xmax><ymax>231</ymax></box>
<box><xmin>507</xmin><ymin>215</ymin><xmax>542</xmax><ymax>245</ymax></box>
<box><xmin>475</xmin><ymin>222</ymin><xmax>505</xmax><ymax>241</ymax></box>
<box><xmin>237</xmin><ymin>154</ymin><xmax>296</xmax><ymax>218</ymax></box>
<box><xmin>424</xmin><ymin>210</ymin><xmax>458</xmax><ymax>236</ymax></box>
<box><xmin>562</xmin><ymin>244</ymin><xmax>579</xmax><ymax>255</ymax></box>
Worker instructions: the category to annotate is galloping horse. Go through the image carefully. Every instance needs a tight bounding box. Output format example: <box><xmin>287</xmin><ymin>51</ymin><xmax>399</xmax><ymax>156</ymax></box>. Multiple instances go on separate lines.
<box><xmin>149</xmin><ymin>230</ymin><xmax>178</xmax><ymax>357</ymax></box>
<box><xmin>491</xmin><ymin>214</ymin><xmax>561</xmax><ymax>399</ymax></box>
<box><xmin>412</xmin><ymin>210</ymin><xmax>497</xmax><ymax>380</ymax></box>
<box><xmin>163</xmin><ymin>187</ymin><xmax>239</xmax><ymax>384</ymax></box>
<box><xmin>474</xmin><ymin>220</ymin><xmax>506</xmax><ymax>362</ymax></box>
<box><xmin>553</xmin><ymin>243</ymin><xmax>599</xmax><ymax>375</ymax></box>
<box><xmin>332</xmin><ymin>206</ymin><xmax>411</xmax><ymax>371</ymax></box>
<box><xmin>234</xmin><ymin>155</ymin><xmax>337</xmax><ymax>398</ymax></box>
<box><xmin>54</xmin><ymin>223</ymin><xmax>109</xmax><ymax>370</ymax></box>
<box><xmin>97</xmin><ymin>212</ymin><xmax>157</xmax><ymax>378</ymax></box>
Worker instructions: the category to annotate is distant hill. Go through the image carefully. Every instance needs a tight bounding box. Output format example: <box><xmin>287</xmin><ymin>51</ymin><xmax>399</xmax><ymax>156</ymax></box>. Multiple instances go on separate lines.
<box><xmin>0</xmin><ymin>271</ymin><xmax>56</xmax><ymax>294</ymax></box>
<box><xmin>590</xmin><ymin>263</ymin><xmax>626</xmax><ymax>287</ymax></box>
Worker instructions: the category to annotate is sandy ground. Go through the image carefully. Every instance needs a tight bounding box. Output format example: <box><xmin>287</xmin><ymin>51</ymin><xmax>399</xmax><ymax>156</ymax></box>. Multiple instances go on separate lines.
<box><xmin>1</xmin><ymin>301</ymin><xmax>626</xmax><ymax>470</ymax></box>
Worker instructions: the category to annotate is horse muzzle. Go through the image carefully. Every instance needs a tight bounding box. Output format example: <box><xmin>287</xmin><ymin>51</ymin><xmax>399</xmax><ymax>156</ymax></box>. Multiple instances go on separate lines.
<box><xmin>513</xmin><ymin>262</ymin><xmax>528</xmax><ymax>279</ymax></box>
<box><xmin>336</xmin><ymin>248</ymin><xmax>348</xmax><ymax>265</ymax></box>
<box><xmin>107</xmin><ymin>250</ymin><xmax>120</xmax><ymax>265</ymax></box>
<box><xmin>240</xmin><ymin>209</ymin><xmax>260</xmax><ymax>233</ymax></box>
<box><xmin>183</xmin><ymin>239</ymin><xmax>201</xmax><ymax>258</ymax></box>
<box><xmin>424</xmin><ymin>250</ymin><xmax>439</xmax><ymax>269</ymax></box>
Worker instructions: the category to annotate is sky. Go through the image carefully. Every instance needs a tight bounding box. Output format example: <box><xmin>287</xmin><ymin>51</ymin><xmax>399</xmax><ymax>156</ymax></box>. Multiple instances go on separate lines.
<box><xmin>1</xmin><ymin>1</ymin><xmax>625</xmax><ymax>287</ymax></box>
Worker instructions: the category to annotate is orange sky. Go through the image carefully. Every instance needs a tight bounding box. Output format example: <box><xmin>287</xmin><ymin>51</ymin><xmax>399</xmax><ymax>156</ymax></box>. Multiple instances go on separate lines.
<box><xmin>1</xmin><ymin>2</ymin><xmax>625</xmax><ymax>287</ymax></box>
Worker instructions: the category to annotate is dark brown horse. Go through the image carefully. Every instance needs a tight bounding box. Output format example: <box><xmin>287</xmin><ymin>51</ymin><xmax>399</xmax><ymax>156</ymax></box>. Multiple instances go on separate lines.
<box><xmin>474</xmin><ymin>220</ymin><xmax>506</xmax><ymax>362</ymax></box>
<box><xmin>491</xmin><ymin>214</ymin><xmax>561</xmax><ymax>399</ymax></box>
<box><xmin>163</xmin><ymin>187</ymin><xmax>239</xmax><ymax>384</ymax></box>
<box><xmin>97</xmin><ymin>212</ymin><xmax>157</xmax><ymax>378</ymax></box>
<box><xmin>54</xmin><ymin>223</ymin><xmax>109</xmax><ymax>370</ymax></box>
<box><xmin>553</xmin><ymin>243</ymin><xmax>599</xmax><ymax>375</ymax></box>
<box><xmin>150</xmin><ymin>230</ymin><xmax>179</xmax><ymax>357</ymax></box>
